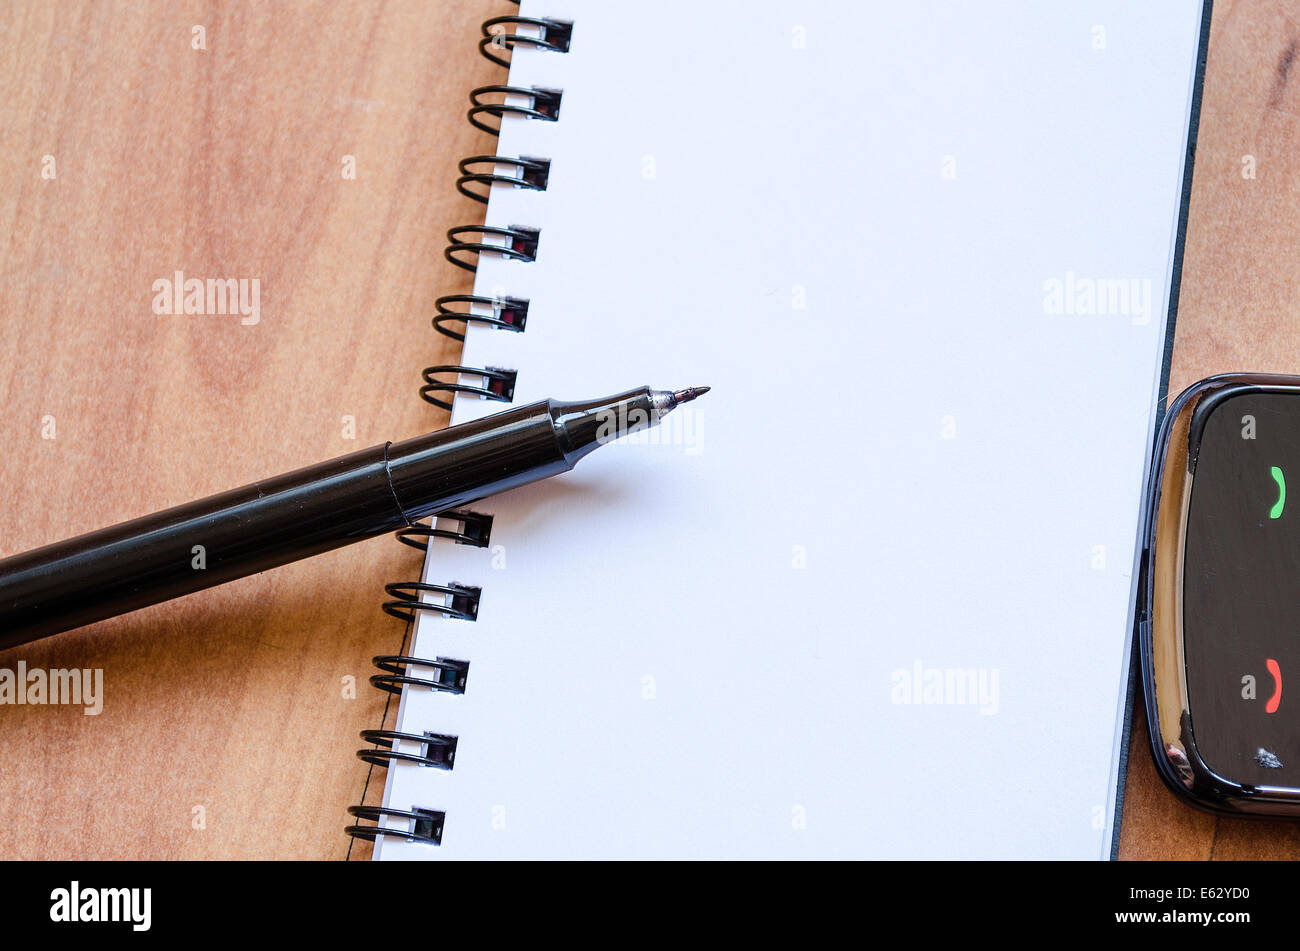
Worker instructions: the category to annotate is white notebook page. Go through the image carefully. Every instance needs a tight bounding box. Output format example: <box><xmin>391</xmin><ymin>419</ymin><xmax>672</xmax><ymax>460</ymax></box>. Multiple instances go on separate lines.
<box><xmin>376</xmin><ymin>0</ymin><xmax>1206</xmax><ymax>859</ymax></box>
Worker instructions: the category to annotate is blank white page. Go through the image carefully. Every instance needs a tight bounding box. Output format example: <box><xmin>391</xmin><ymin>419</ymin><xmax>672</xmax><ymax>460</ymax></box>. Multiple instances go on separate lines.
<box><xmin>376</xmin><ymin>0</ymin><xmax>1206</xmax><ymax>859</ymax></box>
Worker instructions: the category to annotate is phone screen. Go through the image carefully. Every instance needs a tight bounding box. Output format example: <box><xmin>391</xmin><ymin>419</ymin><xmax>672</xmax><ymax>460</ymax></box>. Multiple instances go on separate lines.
<box><xmin>1183</xmin><ymin>391</ymin><xmax>1300</xmax><ymax>786</ymax></box>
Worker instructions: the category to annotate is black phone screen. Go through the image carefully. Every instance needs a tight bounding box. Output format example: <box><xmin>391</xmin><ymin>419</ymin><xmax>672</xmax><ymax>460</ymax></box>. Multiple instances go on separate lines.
<box><xmin>1183</xmin><ymin>391</ymin><xmax>1300</xmax><ymax>786</ymax></box>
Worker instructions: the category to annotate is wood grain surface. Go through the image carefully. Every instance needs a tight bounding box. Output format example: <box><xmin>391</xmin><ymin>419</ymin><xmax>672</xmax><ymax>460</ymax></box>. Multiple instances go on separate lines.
<box><xmin>0</xmin><ymin>0</ymin><xmax>1294</xmax><ymax>860</ymax></box>
<box><xmin>0</xmin><ymin>0</ymin><xmax>497</xmax><ymax>859</ymax></box>
<box><xmin>1117</xmin><ymin>0</ymin><xmax>1300</xmax><ymax>860</ymax></box>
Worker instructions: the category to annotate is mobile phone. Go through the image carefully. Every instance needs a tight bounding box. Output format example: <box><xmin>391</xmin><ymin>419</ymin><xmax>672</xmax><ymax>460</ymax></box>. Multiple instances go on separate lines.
<box><xmin>1140</xmin><ymin>373</ymin><xmax>1300</xmax><ymax>814</ymax></box>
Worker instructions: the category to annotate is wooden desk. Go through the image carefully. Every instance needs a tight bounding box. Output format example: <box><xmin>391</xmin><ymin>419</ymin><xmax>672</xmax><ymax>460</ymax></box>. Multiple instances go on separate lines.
<box><xmin>0</xmin><ymin>0</ymin><xmax>492</xmax><ymax>859</ymax></box>
<box><xmin>1117</xmin><ymin>0</ymin><xmax>1300</xmax><ymax>859</ymax></box>
<box><xmin>0</xmin><ymin>0</ymin><xmax>1292</xmax><ymax>859</ymax></box>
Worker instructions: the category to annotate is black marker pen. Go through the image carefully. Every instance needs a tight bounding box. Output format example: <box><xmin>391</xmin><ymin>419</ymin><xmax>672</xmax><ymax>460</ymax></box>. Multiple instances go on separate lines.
<box><xmin>0</xmin><ymin>385</ymin><xmax>709</xmax><ymax>647</ymax></box>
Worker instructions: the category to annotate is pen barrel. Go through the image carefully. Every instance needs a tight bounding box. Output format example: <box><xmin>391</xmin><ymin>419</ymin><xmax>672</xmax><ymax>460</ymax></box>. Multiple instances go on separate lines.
<box><xmin>0</xmin><ymin>400</ymin><xmax>571</xmax><ymax>647</ymax></box>
<box><xmin>0</xmin><ymin>445</ymin><xmax>404</xmax><ymax>648</ymax></box>
<box><xmin>387</xmin><ymin>399</ymin><xmax>571</xmax><ymax>520</ymax></box>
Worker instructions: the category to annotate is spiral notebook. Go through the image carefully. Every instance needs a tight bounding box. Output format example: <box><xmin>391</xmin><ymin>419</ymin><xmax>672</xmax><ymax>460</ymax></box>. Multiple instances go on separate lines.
<box><xmin>350</xmin><ymin>0</ymin><xmax>1210</xmax><ymax>858</ymax></box>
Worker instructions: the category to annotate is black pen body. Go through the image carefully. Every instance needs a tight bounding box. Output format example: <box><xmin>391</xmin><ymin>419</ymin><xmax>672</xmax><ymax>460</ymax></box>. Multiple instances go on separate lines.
<box><xmin>0</xmin><ymin>401</ymin><xmax>569</xmax><ymax>647</ymax></box>
<box><xmin>0</xmin><ymin>442</ymin><xmax>407</xmax><ymax>648</ymax></box>
<box><xmin>0</xmin><ymin>387</ymin><xmax>670</xmax><ymax>646</ymax></box>
<box><xmin>0</xmin><ymin>387</ymin><xmax>672</xmax><ymax>648</ymax></box>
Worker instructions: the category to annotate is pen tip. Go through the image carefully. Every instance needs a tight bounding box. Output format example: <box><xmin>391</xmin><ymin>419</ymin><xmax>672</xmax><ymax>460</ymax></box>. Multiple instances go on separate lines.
<box><xmin>671</xmin><ymin>386</ymin><xmax>711</xmax><ymax>405</ymax></box>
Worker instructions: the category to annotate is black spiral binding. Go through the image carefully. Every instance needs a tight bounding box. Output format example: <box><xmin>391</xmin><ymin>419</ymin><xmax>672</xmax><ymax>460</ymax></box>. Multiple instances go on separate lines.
<box><xmin>420</xmin><ymin>364</ymin><xmax>517</xmax><ymax>411</ymax></box>
<box><xmin>347</xmin><ymin>5</ymin><xmax>570</xmax><ymax>851</ymax></box>
<box><xmin>479</xmin><ymin>15</ymin><xmax>572</xmax><ymax>68</ymax></box>
<box><xmin>432</xmin><ymin>294</ymin><xmax>529</xmax><ymax>342</ymax></box>
<box><xmin>467</xmin><ymin>84</ymin><xmax>562</xmax><ymax>135</ymax></box>
<box><xmin>456</xmin><ymin>155</ymin><xmax>550</xmax><ymax>203</ymax></box>
<box><xmin>444</xmin><ymin>224</ymin><xmax>540</xmax><ymax>272</ymax></box>
<box><xmin>345</xmin><ymin>806</ymin><xmax>446</xmax><ymax>847</ymax></box>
